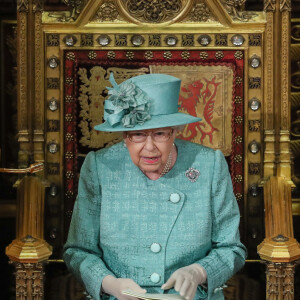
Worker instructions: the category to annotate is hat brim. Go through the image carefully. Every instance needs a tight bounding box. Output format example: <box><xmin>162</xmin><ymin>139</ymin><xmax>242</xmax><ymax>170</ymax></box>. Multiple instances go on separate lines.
<box><xmin>94</xmin><ymin>113</ymin><xmax>202</xmax><ymax>132</ymax></box>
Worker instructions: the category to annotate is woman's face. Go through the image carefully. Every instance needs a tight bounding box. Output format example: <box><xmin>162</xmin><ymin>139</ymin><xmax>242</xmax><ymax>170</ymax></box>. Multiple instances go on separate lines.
<box><xmin>124</xmin><ymin>127</ymin><xmax>176</xmax><ymax>175</ymax></box>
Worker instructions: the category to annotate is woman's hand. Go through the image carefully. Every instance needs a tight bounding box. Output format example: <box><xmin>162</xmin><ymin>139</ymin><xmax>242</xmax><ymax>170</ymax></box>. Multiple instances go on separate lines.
<box><xmin>161</xmin><ymin>264</ymin><xmax>207</xmax><ymax>300</ymax></box>
<box><xmin>102</xmin><ymin>275</ymin><xmax>146</xmax><ymax>300</ymax></box>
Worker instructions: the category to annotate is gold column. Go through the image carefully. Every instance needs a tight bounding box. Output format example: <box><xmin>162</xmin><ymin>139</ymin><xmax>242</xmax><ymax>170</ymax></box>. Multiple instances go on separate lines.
<box><xmin>6</xmin><ymin>174</ymin><xmax>52</xmax><ymax>300</ymax></box>
<box><xmin>17</xmin><ymin>0</ymin><xmax>45</xmax><ymax>166</ymax></box>
<box><xmin>17</xmin><ymin>0</ymin><xmax>30</xmax><ymax>167</ymax></box>
<box><xmin>259</xmin><ymin>2</ymin><xmax>300</xmax><ymax>297</ymax></box>
<box><xmin>258</xmin><ymin>177</ymin><xmax>300</xmax><ymax>299</ymax></box>
<box><xmin>263</xmin><ymin>1</ymin><xmax>293</xmax><ymax>182</ymax></box>
<box><xmin>278</xmin><ymin>1</ymin><xmax>292</xmax><ymax>181</ymax></box>
<box><xmin>263</xmin><ymin>1</ymin><xmax>276</xmax><ymax>178</ymax></box>
<box><xmin>8</xmin><ymin>1</ymin><xmax>50</xmax><ymax>290</ymax></box>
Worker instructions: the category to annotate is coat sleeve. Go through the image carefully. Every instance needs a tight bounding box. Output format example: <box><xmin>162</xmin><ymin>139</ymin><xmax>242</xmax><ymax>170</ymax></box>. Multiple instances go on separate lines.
<box><xmin>63</xmin><ymin>151</ymin><xmax>114</xmax><ymax>300</ymax></box>
<box><xmin>196</xmin><ymin>150</ymin><xmax>247</xmax><ymax>298</ymax></box>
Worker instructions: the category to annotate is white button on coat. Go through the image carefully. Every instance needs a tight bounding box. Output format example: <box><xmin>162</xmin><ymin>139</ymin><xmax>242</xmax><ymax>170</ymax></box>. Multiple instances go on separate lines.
<box><xmin>169</xmin><ymin>193</ymin><xmax>181</xmax><ymax>203</ymax></box>
<box><xmin>150</xmin><ymin>273</ymin><xmax>161</xmax><ymax>283</ymax></box>
<box><xmin>150</xmin><ymin>243</ymin><xmax>161</xmax><ymax>253</ymax></box>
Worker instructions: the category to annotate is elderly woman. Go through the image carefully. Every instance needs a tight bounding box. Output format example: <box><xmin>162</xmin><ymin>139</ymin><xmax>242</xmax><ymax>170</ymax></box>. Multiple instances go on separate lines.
<box><xmin>63</xmin><ymin>73</ymin><xmax>246</xmax><ymax>300</ymax></box>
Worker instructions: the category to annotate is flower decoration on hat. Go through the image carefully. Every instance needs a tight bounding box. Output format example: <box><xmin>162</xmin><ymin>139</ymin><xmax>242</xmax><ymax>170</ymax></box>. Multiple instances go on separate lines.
<box><xmin>104</xmin><ymin>72</ymin><xmax>151</xmax><ymax>128</ymax></box>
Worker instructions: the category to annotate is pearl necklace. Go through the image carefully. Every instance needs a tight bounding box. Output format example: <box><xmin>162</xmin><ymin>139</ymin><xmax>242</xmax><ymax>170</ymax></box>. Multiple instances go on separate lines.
<box><xmin>159</xmin><ymin>143</ymin><xmax>175</xmax><ymax>178</ymax></box>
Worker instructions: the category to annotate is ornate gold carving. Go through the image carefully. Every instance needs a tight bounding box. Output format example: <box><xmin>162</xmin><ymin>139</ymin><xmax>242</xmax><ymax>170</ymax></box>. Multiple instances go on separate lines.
<box><xmin>62</xmin><ymin>0</ymin><xmax>89</xmax><ymax>20</ymax></box>
<box><xmin>265</xmin><ymin>13</ymin><xmax>274</xmax><ymax>130</ymax></box>
<box><xmin>34</xmin><ymin>11</ymin><xmax>43</xmax><ymax>133</ymax></box>
<box><xmin>47</xmin><ymin>78</ymin><xmax>59</xmax><ymax>89</ymax></box>
<box><xmin>249</xmin><ymin>120</ymin><xmax>261</xmax><ymax>132</ymax></box>
<box><xmin>46</xmin><ymin>120</ymin><xmax>60</xmax><ymax>132</ymax></box>
<box><xmin>14</xmin><ymin>262</ymin><xmax>44</xmax><ymax>298</ymax></box>
<box><xmin>221</xmin><ymin>0</ymin><xmax>257</xmax><ymax>21</ymax></box>
<box><xmin>249</xmin><ymin>163</ymin><xmax>261</xmax><ymax>175</ymax></box>
<box><xmin>149</xmin><ymin>34</ymin><xmax>161</xmax><ymax>46</ymax></box>
<box><xmin>115</xmin><ymin>34</ymin><xmax>127</xmax><ymax>46</ymax></box>
<box><xmin>249</xmin><ymin>77</ymin><xmax>261</xmax><ymax>89</ymax></box>
<box><xmin>17</xmin><ymin>0</ymin><xmax>29</xmax><ymax>12</ymax></box>
<box><xmin>281</xmin><ymin>12</ymin><xmax>290</xmax><ymax>130</ymax></box>
<box><xmin>215</xmin><ymin>34</ymin><xmax>227</xmax><ymax>46</ymax></box>
<box><xmin>280</xmin><ymin>0</ymin><xmax>291</xmax><ymax>12</ymax></box>
<box><xmin>182</xmin><ymin>34</ymin><xmax>194</xmax><ymax>46</ymax></box>
<box><xmin>91</xmin><ymin>0</ymin><xmax>122</xmax><ymax>22</ymax></box>
<box><xmin>47</xmin><ymin>0</ymin><xmax>88</xmax><ymax>22</ymax></box>
<box><xmin>264</xmin><ymin>262</ymin><xmax>298</xmax><ymax>298</ymax></box>
<box><xmin>185</xmin><ymin>1</ymin><xmax>215</xmax><ymax>22</ymax></box>
<box><xmin>264</xmin><ymin>0</ymin><xmax>276</xmax><ymax>12</ymax></box>
<box><xmin>249</xmin><ymin>34</ymin><xmax>262</xmax><ymax>46</ymax></box>
<box><xmin>121</xmin><ymin>0</ymin><xmax>184</xmax><ymax>23</ymax></box>
<box><xmin>47</xmin><ymin>34</ymin><xmax>59</xmax><ymax>46</ymax></box>
<box><xmin>77</xmin><ymin>66</ymin><xmax>148</xmax><ymax>148</ymax></box>
<box><xmin>46</xmin><ymin>163</ymin><xmax>60</xmax><ymax>175</ymax></box>
<box><xmin>81</xmin><ymin>34</ymin><xmax>93</xmax><ymax>46</ymax></box>
<box><xmin>33</xmin><ymin>0</ymin><xmax>43</xmax><ymax>13</ymax></box>
<box><xmin>18</xmin><ymin>13</ymin><xmax>28</xmax><ymax>131</ymax></box>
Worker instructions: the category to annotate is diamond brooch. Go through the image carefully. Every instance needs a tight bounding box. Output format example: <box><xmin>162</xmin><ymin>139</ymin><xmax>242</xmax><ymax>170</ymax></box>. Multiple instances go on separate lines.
<box><xmin>185</xmin><ymin>168</ymin><xmax>200</xmax><ymax>182</ymax></box>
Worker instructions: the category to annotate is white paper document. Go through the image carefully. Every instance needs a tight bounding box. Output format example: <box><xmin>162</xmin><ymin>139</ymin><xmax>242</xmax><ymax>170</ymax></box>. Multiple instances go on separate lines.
<box><xmin>122</xmin><ymin>289</ymin><xmax>185</xmax><ymax>300</ymax></box>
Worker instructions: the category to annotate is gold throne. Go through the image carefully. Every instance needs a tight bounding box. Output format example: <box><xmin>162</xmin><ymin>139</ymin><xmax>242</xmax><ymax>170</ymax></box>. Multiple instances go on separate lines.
<box><xmin>3</xmin><ymin>1</ymin><xmax>300</xmax><ymax>299</ymax></box>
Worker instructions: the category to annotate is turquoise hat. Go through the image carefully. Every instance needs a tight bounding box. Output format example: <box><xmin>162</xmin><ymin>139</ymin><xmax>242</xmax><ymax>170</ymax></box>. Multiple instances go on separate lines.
<box><xmin>94</xmin><ymin>73</ymin><xmax>201</xmax><ymax>132</ymax></box>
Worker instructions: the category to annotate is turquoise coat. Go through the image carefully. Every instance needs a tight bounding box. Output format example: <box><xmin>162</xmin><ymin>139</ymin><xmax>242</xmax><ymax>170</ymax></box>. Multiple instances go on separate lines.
<box><xmin>63</xmin><ymin>139</ymin><xmax>246</xmax><ymax>300</ymax></box>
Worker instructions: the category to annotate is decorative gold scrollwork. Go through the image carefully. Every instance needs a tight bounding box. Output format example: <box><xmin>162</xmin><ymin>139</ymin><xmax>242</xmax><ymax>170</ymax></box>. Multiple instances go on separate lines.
<box><xmin>33</xmin><ymin>0</ymin><xmax>43</xmax><ymax>13</ymax></box>
<box><xmin>280</xmin><ymin>0</ymin><xmax>291</xmax><ymax>12</ymax></box>
<box><xmin>221</xmin><ymin>0</ymin><xmax>257</xmax><ymax>21</ymax></box>
<box><xmin>48</xmin><ymin>0</ymin><xmax>88</xmax><ymax>22</ymax></box>
<box><xmin>186</xmin><ymin>1</ymin><xmax>215</xmax><ymax>22</ymax></box>
<box><xmin>63</xmin><ymin>0</ymin><xmax>88</xmax><ymax>19</ymax></box>
<box><xmin>120</xmin><ymin>0</ymin><xmax>184</xmax><ymax>23</ymax></box>
<box><xmin>17</xmin><ymin>0</ymin><xmax>29</xmax><ymax>12</ymax></box>
<box><xmin>264</xmin><ymin>0</ymin><xmax>276</xmax><ymax>12</ymax></box>
<box><xmin>92</xmin><ymin>0</ymin><xmax>123</xmax><ymax>22</ymax></box>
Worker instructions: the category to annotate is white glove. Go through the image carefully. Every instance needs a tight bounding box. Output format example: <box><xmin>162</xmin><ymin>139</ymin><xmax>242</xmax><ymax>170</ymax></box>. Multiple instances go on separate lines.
<box><xmin>101</xmin><ymin>275</ymin><xmax>146</xmax><ymax>300</ymax></box>
<box><xmin>161</xmin><ymin>264</ymin><xmax>207</xmax><ymax>300</ymax></box>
